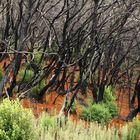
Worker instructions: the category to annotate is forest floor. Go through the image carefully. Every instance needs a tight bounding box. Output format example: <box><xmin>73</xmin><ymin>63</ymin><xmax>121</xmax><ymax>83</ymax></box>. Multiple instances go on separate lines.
<box><xmin>0</xmin><ymin>58</ymin><xmax>138</xmax><ymax>128</ymax></box>
<box><xmin>20</xmin><ymin>89</ymin><xmax>133</xmax><ymax>127</ymax></box>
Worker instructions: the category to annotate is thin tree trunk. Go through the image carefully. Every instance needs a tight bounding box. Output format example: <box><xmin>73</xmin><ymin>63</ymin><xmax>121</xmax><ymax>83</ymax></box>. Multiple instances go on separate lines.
<box><xmin>98</xmin><ymin>84</ymin><xmax>105</xmax><ymax>102</ymax></box>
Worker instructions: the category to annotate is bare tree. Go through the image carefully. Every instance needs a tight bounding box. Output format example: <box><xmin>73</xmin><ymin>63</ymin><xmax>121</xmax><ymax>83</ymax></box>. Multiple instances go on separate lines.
<box><xmin>0</xmin><ymin>0</ymin><xmax>140</xmax><ymax>117</ymax></box>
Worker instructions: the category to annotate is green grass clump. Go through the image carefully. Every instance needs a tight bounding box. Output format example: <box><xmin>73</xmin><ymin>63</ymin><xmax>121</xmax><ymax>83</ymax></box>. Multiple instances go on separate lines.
<box><xmin>104</xmin><ymin>86</ymin><xmax>118</xmax><ymax>117</ymax></box>
<box><xmin>80</xmin><ymin>86</ymin><xmax>118</xmax><ymax>124</ymax></box>
<box><xmin>104</xmin><ymin>86</ymin><xmax>116</xmax><ymax>102</ymax></box>
<box><xmin>81</xmin><ymin>103</ymin><xmax>112</xmax><ymax>124</ymax></box>
<box><xmin>105</xmin><ymin>101</ymin><xmax>118</xmax><ymax>117</ymax></box>
<box><xmin>18</xmin><ymin>69</ymin><xmax>34</xmax><ymax>82</ymax></box>
<box><xmin>0</xmin><ymin>99</ymin><xmax>36</xmax><ymax>140</ymax></box>
<box><xmin>1</xmin><ymin>99</ymin><xmax>140</xmax><ymax>140</ymax></box>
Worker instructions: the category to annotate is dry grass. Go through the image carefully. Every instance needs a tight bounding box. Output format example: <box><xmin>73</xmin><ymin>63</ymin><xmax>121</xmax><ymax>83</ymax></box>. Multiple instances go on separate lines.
<box><xmin>37</xmin><ymin>114</ymin><xmax>119</xmax><ymax>140</ymax></box>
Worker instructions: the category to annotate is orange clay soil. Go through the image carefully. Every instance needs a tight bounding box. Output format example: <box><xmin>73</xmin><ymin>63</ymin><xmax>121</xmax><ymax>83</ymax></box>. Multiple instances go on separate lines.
<box><xmin>0</xmin><ymin>59</ymin><xmax>139</xmax><ymax>127</ymax></box>
<box><xmin>18</xmin><ymin>89</ymin><xmax>133</xmax><ymax>127</ymax></box>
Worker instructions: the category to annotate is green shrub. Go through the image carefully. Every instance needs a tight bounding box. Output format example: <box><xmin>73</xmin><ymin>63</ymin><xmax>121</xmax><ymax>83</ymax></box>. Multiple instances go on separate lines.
<box><xmin>0</xmin><ymin>67</ymin><xmax>3</xmax><ymax>82</ymax></box>
<box><xmin>105</xmin><ymin>101</ymin><xmax>118</xmax><ymax>117</ymax></box>
<box><xmin>104</xmin><ymin>86</ymin><xmax>116</xmax><ymax>102</ymax></box>
<box><xmin>81</xmin><ymin>103</ymin><xmax>112</xmax><ymax>124</ymax></box>
<box><xmin>104</xmin><ymin>86</ymin><xmax>118</xmax><ymax>117</ymax></box>
<box><xmin>0</xmin><ymin>99</ymin><xmax>36</xmax><ymax>140</ymax></box>
<box><xmin>80</xmin><ymin>86</ymin><xmax>117</xmax><ymax>124</ymax></box>
<box><xmin>18</xmin><ymin>69</ymin><xmax>34</xmax><ymax>82</ymax></box>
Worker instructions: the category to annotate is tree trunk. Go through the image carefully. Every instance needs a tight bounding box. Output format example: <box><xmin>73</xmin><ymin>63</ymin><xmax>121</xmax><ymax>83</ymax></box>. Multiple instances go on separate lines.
<box><xmin>127</xmin><ymin>83</ymin><xmax>140</xmax><ymax>121</ymax></box>
<box><xmin>98</xmin><ymin>84</ymin><xmax>105</xmax><ymax>102</ymax></box>
<box><xmin>89</xmin><ymin>83</ymin><xmax>98</xmax><ymax>103</ymax></box>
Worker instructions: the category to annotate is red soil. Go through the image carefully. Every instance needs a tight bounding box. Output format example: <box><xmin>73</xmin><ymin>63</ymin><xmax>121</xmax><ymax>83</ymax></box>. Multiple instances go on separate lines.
<box><xmin>0</xmin><ymin>59</ymin><xmax>139</xmax><ymax>127</ymax></box>
<box><xmin>19</xmin><ymin>89</ymin><xmax>131</xmax><ymax>127</ymax></box>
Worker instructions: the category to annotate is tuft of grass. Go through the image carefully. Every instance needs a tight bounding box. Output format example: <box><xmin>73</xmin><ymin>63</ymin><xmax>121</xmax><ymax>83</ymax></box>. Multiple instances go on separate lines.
<box><xmin>103</xmin><ymin>86</ymin><xmax>118</xmax><ymax>118</ymax></box>
<box><xmin>80</xmin><ymin>103</ymin><xmax>112</xmax><ymax>124</ymax></box>
<box><xmin>104</xmin><ymin>86</ymin><xmax>116</xmax><ymax>102</ymax></box>
<box><xmin>80</xmin><ymin>86</ymin><xmax>118</xmax><ymax>124</ymax></box>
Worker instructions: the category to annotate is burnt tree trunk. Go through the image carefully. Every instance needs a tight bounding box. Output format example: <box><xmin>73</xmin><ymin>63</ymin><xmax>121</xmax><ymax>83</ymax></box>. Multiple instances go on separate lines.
<box><xmin>89</xmin><ymin>83</ymin><xmax>98</xmax><ymax>103</ymax></box>
<box><xmin>98</xmin><ymin>84</ymin><xmax>105</xmax><ymax>102</ymax></box>
<box><xmin>126</xmin><ymin>82</ymin><xmax>140</xmax><ymax>121</ymax></box>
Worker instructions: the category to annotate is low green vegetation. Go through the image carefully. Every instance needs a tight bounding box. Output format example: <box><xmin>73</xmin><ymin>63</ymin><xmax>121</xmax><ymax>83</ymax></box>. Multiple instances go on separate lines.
<box><xmin>38</xmin><ymin>114</ymin><xmax>119</xmax><ymax>140</ymax></box>
<box><xmin>39</xmin><ymin>113</ymin><xmax>58</xmax><ymax>130</ymax></box>
<box><xmin>104</xmin><ymin>86</ymin><xmax>118</xmax><ymax>117</ymax></box>
<box><xmin>81</xmin><ymin>103</ymin><xmax>112</xmax><ymax>124</ymax></box>
<box><xmin>104</xmin><ymin>86</ymin><xmax>116</xmax><ymax>102</ymax></box>
<box><xmin>0</xmin><ymin>99</ymin><xmax>36</xmax><ymax>140</ymax></box>
<box><xmin>80</xmin><ymin>86</ymin><xmax>118</xmax><ymax>124</ymax></box>
<box><xmin>29</xmin><ymin>80</ymin><xmax>46</xmax><ymax>99</ymax></box>
<box><xmin>18</xmin><ymin>69</ymin><xmax>34</xmax><ymax>82</ymax></box>
<box><xmin>105</xmin><ymin>101</ymin><xmax>118</xmax><ymax>118</ymax></box>
<box><xmin>18</xmin><ymin>68</ymin><xmax>46</xmax><ymax>99</ymax></box>
<box><xmin>0</xmin><ymin>99</ymin><xmax>140</xmax><ymax>140</ymax></box>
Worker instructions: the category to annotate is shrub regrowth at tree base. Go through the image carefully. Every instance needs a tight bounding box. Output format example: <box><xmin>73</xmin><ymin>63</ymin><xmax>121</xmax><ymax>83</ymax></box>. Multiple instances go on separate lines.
<box><xmin>80</xmin><ymin>86</ymin><xmax>118</xmax><ymax>124</ymax></box>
